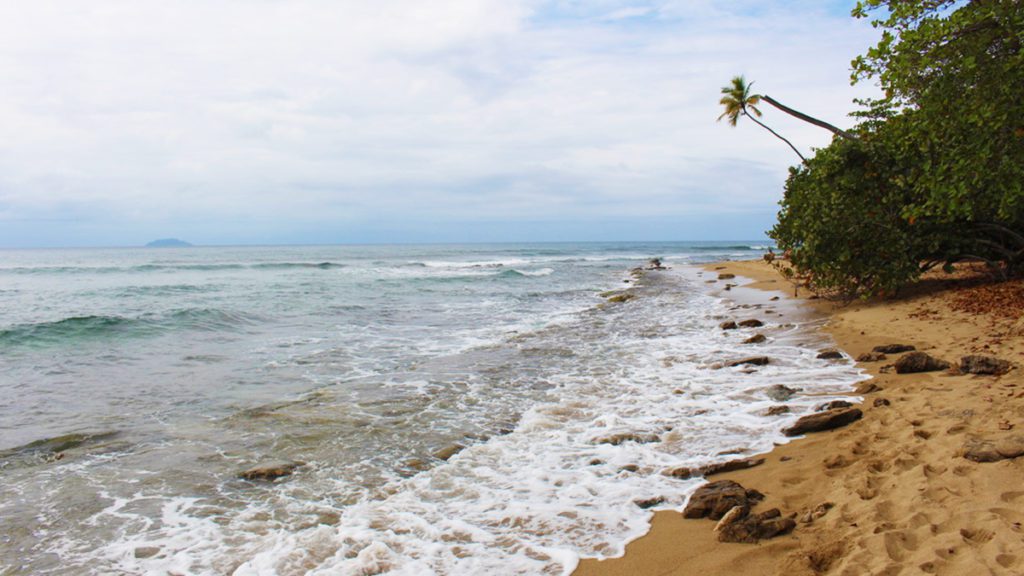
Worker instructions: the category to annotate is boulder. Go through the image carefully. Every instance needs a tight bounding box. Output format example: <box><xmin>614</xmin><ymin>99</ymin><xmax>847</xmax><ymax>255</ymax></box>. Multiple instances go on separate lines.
<box><xmin>856</xmin><ymin>352</ymin><xmax>887</xmax><ymax>362</ymax></box>
<box><xmin>720</xmin><ymin>321</ymin><xmax>739</xmax><ymax>330</ymax></box>
<box><xmin>433</xmin><ymin>444</ymin><xmax>465</xmax><ymax>461</ymax></box>
<box><xmin>727</xmin><ymin>356</ymin><xmax>770</xmax><ymax>368</ymax></box>
<box><xmin>855</xmin><ymin>382</ymin><xmax>882</xmax><ymax>394</ymax></box>
<box><xmin>815</xmin><ymin>400</ymin><xmax>853</xmax><ymax>412</ymax></box>
<box><xmin>738</xmin><ymin>319</ymin><xmax>764</xmax><ymax>328</ymax></box>
<box><xmin>665</xmin><ymin>457</ymin><xmax>765</xmax><ymax>480</ymax></box>
<box><xmin>783</xmin><ymin>408</ymin><xmax>863</xmax><ymax>437</ymax></box>
<box><xmin>682</xmin><ymin>480</ymin><xmax>763</xmax><ymax>520</ymax></box>
<box><xmin>816</xmin><ymin>348</ymin><xmax>844</xmax><ymax>360</ymax></box>
<box><xmin>718</xmin><ymin>273</ymin><xmax>736</xmax><ymax>280</ymax></box>
<box><xmin>717</xmin><ymin>508</ymin><xmax>797</xmax><ymax>544</ymax></box>
<box><xmin>960</xmin><ymin>355</ymin><xmax>1011</xmax><ymax>375</ymax></box>
<box><xmin>894</xmin><ymin>352</ymin><xmax>950</xmax><ymax>374</ymax></box>
<box><xmin>765</xmin><ymin>405</ymin><xmax>791</xmax><ymax>416</ymax></box>
<box><xmin>239</xmin><ymin>460</ymin><xmax>304</xmax><ymax>481</ymax></box>
<box><xmin>873</xmin><ymin>344</ymin><xmax>916</xmax><ymax>354</ymax></box>
<box><xmin>765</xmin><ymin>384</ymin><xmax>799</xmax><ymax>402</ymax></box>
<box><xmin>743</xmin><ymin>334</ymin><xmax>767</xmax><ymax>344</ymax></box>
<box><xmin>634</xmin><ymin>497</ymin><xmax>665</xmax><ymax>509</ymax></box>
<box><xmin>962</xmin><ymin>436</ymin><xmax>1024</xmax><ymax>462</ymax></box>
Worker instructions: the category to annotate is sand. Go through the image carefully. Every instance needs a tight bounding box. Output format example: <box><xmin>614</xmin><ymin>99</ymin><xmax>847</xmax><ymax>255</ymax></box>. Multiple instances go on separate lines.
<box><xmin>575</xmin><ymin>259</ymin><xmax>1024</xmax><ymax>576</ymax></box>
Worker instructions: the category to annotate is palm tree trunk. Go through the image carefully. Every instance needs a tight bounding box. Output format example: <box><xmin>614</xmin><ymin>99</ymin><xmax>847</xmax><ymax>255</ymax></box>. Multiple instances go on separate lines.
<box><xmin>761</xmin><ymin>95</ymin><xmax>857</xmax><ymax>140</ymax></box>
<box><xmin>743</xmin><ymin>112</ymin><xmax>807</xmax><ymax>163</ymax></box>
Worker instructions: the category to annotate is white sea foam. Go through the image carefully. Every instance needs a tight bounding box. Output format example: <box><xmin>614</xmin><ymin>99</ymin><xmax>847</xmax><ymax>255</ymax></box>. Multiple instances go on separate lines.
<box><xmin>63</xmin><ymin>267</ymin><xmax>866</xmax><ymax>576</ymax></box>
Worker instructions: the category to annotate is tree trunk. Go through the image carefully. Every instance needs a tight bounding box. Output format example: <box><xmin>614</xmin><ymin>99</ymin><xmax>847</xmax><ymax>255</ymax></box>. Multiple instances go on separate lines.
<box><xmin>761</xmin><ymin>95</ymin><xmax>857</xmax><ymax>140</ymax></box>
<box><xmin>744</xmin><ymin>111</ymin><xmax>807</xmax><ymax>163</ymax></box>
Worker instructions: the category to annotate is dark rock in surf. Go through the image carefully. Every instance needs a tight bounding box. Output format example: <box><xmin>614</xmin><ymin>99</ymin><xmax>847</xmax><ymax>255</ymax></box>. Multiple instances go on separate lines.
<box><xmin>783</xmin><ymin>408</ymin><xmax>862</xmax><ymax>437</ymax></box>
<box><xmin>239</xmin><ymin>460</ymin><xmax>304</xmax><ymax>481</ymax></box>
<box><xmin>743</xmin><ymin>334</ymin><xmax>767</xmax><ymax>344</ymax></box>
<box><xmin>816</xmin><ymin>348</ymin><xmax>843</xmax><ymax>360</ymax></box>
<box><xmin>727</xmin><ymin>356</ymin><xmax>770</xmax><ymax>368</ymax></box>
<box><xmin>765</xmin><ymin>384</ymin><xmax>799</xmax><ymax>402</ymax></box>
<box><xmin>738</xmin><ymin>319</ymin><xmax>764</xmax><ymax>328</ymax></box>
<box><xmin>594</xmin><ymin>432</ymin><xmax>660</xmax><ymax>446</ymax></box>
<box><xmin>765</xmin><ymin>405</ymin><xmax>791</xmax><ymax>416</ymax></box>
<box><xmin>683</xmin><ymin>480</ymin><xmax>763</xmax><ymax>520</ymax></box>
<box><xmin>815</xmin><ymin>400</ymin><xmax>853</xmax><ymax>412</ymax></box>
<box><xmin>720</xmin><ymin>321</ymin><xmax>739</xmax><ymax>330</ymax></box>
<box><xmin>664</xmin><ymin>457</ymin><xmax>765</xmax><ymax>480</ymax></box>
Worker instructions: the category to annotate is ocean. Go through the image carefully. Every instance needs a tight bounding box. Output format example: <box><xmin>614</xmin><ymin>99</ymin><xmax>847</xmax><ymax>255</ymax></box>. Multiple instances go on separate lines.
<box><xmin>0</xmin><ymin>242</ymin><xmax>864</xmax><ymax>575</ymax></box>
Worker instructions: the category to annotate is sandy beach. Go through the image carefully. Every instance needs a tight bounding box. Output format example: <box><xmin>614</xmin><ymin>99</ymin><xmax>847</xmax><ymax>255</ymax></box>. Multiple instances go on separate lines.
<box><xmin>576</xmin><ymin>259</ymin><xmax>1024</xmax><ymax>576</ymax></box>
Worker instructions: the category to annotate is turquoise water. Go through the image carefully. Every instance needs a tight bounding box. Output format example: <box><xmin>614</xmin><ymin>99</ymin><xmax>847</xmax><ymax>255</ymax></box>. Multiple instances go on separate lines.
<box><xmin>0</xmin><ymin>242</ymin><xmax>865</xmax><ymax>575</ymax></box>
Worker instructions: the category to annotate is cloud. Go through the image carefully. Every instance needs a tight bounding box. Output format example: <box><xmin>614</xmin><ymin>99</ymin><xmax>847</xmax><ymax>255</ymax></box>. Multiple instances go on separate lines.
<box><xmin>0</xmin><ymin>0</ymin><xmax>880</xmax><ymax>246</ymax></box>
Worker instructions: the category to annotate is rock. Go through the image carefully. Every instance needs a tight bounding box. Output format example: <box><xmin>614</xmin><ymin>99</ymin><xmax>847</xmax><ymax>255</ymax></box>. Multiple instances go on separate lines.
<box><xmin>433</xmin><ymin>444</ymin><xmax>465</xmax><ymax>461</ymax></box>
<box><xmin>815</xmin><ymin>400</ymin><xmax>853</xmax><ymax>412</ymax></box>
<box><xmin>594</xmin><ymin>432</ymin><xmax>660</xmax><ymax>446</ymax></box>
<box><xmin>765</xmin><ymin>405</ymin><xmax>791</xmax><ymax>416</ymax></box>
<box><xmin>634</xmin><ymin>497</ymin><xmax>665</xmax><ymax>509</ymax></box>
<box><xmin>855</xmin><ymin>382</ymin><xmax>881</xmax><ymax>394</ymax></box>
<box><xmin>738</xmin><ymin>319</ymin><xmax>764</xmax><ymax>328</ymax></box>
<box><xmin>765</xmin><ymin>384</ymin><xmax>799</xmax><ymax>402</ymax></box>
<box><xmin>873</xmin><ymin>398</ymin><xmax>891</xmax><ymax>408</ymax></box>
<box><xmin>713</xmin><ymin>505</ymin><xmax>747</xmax><ymax>532</ymax></box>
<box><xmin>239</xmin><ymin>460</ymin><xmax>304</xmax><ymax>481</ymax></box>
<box><xmin>682</xmin><ymin>480</ymin><xmax>763</xmax><ymax>520</ymax></box>
<box><xmin>720</xmin><ymin>321</ymin><xmax>738</xmax><ymax>330</ymax></box>
<box><xmin>647</xmin><ymin>258</ymin><xmax>666</xmax><ymax>270</ymax></box>
<box><xmin>894</xmin><ymin>352</ymin><xmax>951</xmax><ymax>374</ymax></box>
<box><xmin>619</xmin><ymin>464</ymin><xmax>640</xmax><ymax>473</ymax></box>
<box><xmin>873</xmin><ymin>344</ymin><xmax>916</xmax><ymax>354</ymax></box>
<box><xmin>799</xmin><ymin>502</ymin><xmax>834</xmax><ymax>524</ymax></box>
<box><xmin>665</xmin><ymin>457</ymin><xmax>765</xmax><ymax>480</ymax></box>
<box><xmin>607</xmin><ymin>293</ymin><xmax>635</xmax><ymax>304</ymax></box>
<box><xmin>743</xmin><ymin>334</ymin><xmax>767</xmax><ymax>344</ymax></box>
<box><xmin>857</xmin><ymin>352</ymin><xmax>887</xmax><ymax>362</ymax></box>
<box><xmin>816</xmin><ymin>348</ymin><xmax>844</xmax><ymax>360</ymax></box>
<box><xmin>783</xmin><ymin>408</ymin><xmax>863</xmax><ymax>437</ymax></box>
<box><xmin>770</xmin><ymin>296</ymin><xmax>780</xmax><ymax>301</ymax></box>
<box><xmin>962</xmin><ymin>436</ymin><xmax>1024</xmax><ymax>462</ymax></box>
<box><xmin>960</xmin><ymin>355</ymin><xmax>1011</xmax><ymax>375</ymax></box>
<box><xmin>717</xmin><ymin>508</ymin><xmax>796</xmax><ymax>544</ymax></box>
<box><xmin>134</xmin><ymin>546</ymin><xmax>161</xmax><ymax>559</ymax></box>
<box><xmin>727</xmin><ymin>356</ymin><xmax>770</xmax><ymax>368</ymax></box>
<box><xmin>718</xmin><ymin>273</ymin><xmax>736</xmax><ymax>280</ymax></box>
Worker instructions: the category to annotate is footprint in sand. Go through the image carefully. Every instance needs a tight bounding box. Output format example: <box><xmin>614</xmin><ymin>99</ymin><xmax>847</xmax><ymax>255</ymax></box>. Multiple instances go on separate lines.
<box><xmin>999</xmin><ymin>490</ymin><xmax>1024</xmax><ymax>503</ymax></box>
<box><xmin>959</xmin><ymin>527</ymin><xmax>994</xmax><ymax>544</ymax></box>
<box><xmin>996</xmin><ymin>554</ymin><xmax>1018</xmax><ymax>569</ymax></box>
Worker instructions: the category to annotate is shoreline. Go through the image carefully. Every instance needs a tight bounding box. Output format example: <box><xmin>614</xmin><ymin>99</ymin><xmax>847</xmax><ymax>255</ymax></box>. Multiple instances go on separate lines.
<box><xmin>575</xmin><ymin>259</ymin><xmax>1023</xmax><ymax>575</ymax></box>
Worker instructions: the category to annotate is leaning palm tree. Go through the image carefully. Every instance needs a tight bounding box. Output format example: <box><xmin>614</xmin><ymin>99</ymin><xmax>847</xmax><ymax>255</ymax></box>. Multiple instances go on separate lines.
<box><xmin>759</xmin><ymin>94</ymin><xmax>856</xmax><ymax>141</ymax></box>
<box><xmin>718</xmin><ymin>76</ymin><xmax>807</xmax><ymax>162</ymax></box>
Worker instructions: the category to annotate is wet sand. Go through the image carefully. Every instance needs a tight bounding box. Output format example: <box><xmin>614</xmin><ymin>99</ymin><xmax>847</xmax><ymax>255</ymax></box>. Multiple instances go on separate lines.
<box><xmin>576</xmin><ymin>259</ymin><xmax>1024</xmax><ymax>576</ymax></box>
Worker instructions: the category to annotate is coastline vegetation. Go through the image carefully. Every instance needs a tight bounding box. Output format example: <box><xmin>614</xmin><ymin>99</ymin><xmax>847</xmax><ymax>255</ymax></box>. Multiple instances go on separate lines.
<box><xmin>726</xmin><ymin>0</ymin><xmax>1023</xmax><ymax>297</ymax></box>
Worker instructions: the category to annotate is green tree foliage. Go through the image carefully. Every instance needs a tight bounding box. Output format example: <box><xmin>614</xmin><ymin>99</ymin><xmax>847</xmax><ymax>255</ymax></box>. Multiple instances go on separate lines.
<box><xmin>770</xmin><ymin>0</ymin><xmax>1024</xmax><ymax>296</ymax></box>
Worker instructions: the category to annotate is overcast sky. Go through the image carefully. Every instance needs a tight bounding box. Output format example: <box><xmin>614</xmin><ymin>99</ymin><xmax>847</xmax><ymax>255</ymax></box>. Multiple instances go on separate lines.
<box><xmin>0</xmin><ymin>0</ymin><xmax>881</xmax><ymax>247</ymax></box>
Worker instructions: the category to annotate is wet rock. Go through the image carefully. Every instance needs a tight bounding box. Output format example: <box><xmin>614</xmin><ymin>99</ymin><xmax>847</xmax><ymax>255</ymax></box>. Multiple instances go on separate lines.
<box><xmin>727</xmin><ymin>356</ymin><xmax>770</xmax><ymax>368</ymax></box>
<box><xmin>607</xmin><ymin>293</ymin><xmax>635</xmax><ymax>304</ymax></box>
<box><xmin>765</xmin><ymin>405</ymin><xmax>791</xmax><ymax>416</ymax></box>
<box><xmin>433</xmin><ymin>444</ymin><xmax>465</xmax><ymax>461</ymax></box>
<box><xmin>873</xmin><ymin>398</ymin><xmax>891</xmax><ymax>408</ymax></box>
<box><xmin>134</xmin><ymin>546</ymin><xmax>160</xmax><ymax>559</ymax></box>
<box><xmin>718</xmin><ymin>273</ymin><xmax>736</xmax><ymax>280</ymax></box>
<box><xmin>619</xmin><ymin>464</ymin><xmax>640</xmax><ymax>473</ymax></box>
<box><xmin>717</xmin><ymin>508</ymin><xmax>796</xmax><ymax>544</ymax></box>
<box><xmin>855</xmin><ymin>382</ymin><xmax>881</xmax><ymax>394</ymax></box>
<box><xmin>894</xmin><ymin>352</ymin><xmax>950</xmax><ymax>374</ymax></box>
<box><xmin>873</xmin><ymin>344</ymin><xmax>916</xmax><ymax>354</ymax></box>
<box><xmin>815</xmin><ymin>400</ymin><xmax>853</xmax><ymax>412</ymax></box>
<box><xmin>647</xmin><ymin>258</ymin><xmax>666</xmax><ymax>270</ymax></box>
<box><xmin>743</xmin><ymin>333</ymin><xmax>767</xmax><ymax>344</ymax></box>
<box><xmin>720</xmin><ymin>321</ymin><xmax>738</xmax><ymax>330</ymax></box>
<box><xmin>960</xmin><ymin>355</ymin><xmax>1011</xmax><ymax>375</ymax></box>
<box><xmin>816</xmin><ymin>348</ymin><xmax>844</xmax><ymax>360</ymax></box>
<box><xmin>664</xmin><ymin>457</ymin><xmax>765</xmax><ymax>480</ymax></box>
<box><xmin>682</xmin><ymin>480</ymin><xmax>763</xmax><ymax>520</ymax></box>
<box><xmin>770</xmin><ymin>296</ymin><xmax>780</xmax><ymax>301</ymax></box>
<box><xmin>239</xmin><ymin>460</ymin><xmax>304</xmax><ymax>481</ymax></box>
<box><xmin>783</xmin><ymin>408</ymin><xmax>863</xmax><ymax>437</ymax></box>
<box><xmin>738</xmin><ymin>319</ymin><xmax>764</xmax><ymax>328</ymax></box>
<box><xmin>634</xmin><ymin>497</ymin><xmax>665</xmax><ymax>509</ymax></box>
<box><xmin>961</xmin><ymin>436</ymin><xmax>1024</xmax><ymax>462</ymax></box>
<box><xmin>765</xmin><ymin>384</ymin><xmax>799</xmax><ymax>402</ymax></box>
<box><xmin>857</xmin><ymin>352</ymin><xmax>887</xmax><ymax>362</ymax></box>
<box><xmin>594</xmin><ymin>432</ymin><xmax>660</xmax><ymax>446</ymax></box>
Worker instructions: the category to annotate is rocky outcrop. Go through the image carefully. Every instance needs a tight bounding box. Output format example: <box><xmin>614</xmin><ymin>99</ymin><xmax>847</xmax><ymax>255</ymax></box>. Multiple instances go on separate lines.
<box><xmin>961</xmin><ymin>436</ymin><xmax>1024</xmax><ymax>462</ymax></box>
<box><xmin>816</xmin><ymin>348</ymin><xmax>843</xmax><ymax>360</ymax></box>
<box><xmin>634</xmin><ymin>497</ymin><xmax>665</xmax><ymax>509</ymax></box>
<box><xmin>960</xmin><ymin>355</ymin><xmax>1011</xmax><ymax>375</ymax></box>
<box><xmin>765</xmin><ymin>405</ymin><xmax>791</xmax><ymax>416</ymax></box>
<box><xmin>239</xmin><ymin>460</ymin><xmax>304</xmax><ymax>481</ymax></box>
<box><xmin>783</xmin><ymin>408</ymin><xmax>863</xmax><ymax>437</ymax></box>
<box><xmin>743</xmin><ymin>333</ymin><xmax>767</xmax><ymax>344</ymax></box>
<box><xmin>856</xmin><ymin>352</ymin><xmax>887</xmax><ymax>362</ymax></box>
<box><xmin>606</xmin><ymin>293</ymin><xmax>635</xmax><ymax>304</ymax></box>
<box><xmin>716</xmin><ymin>508</ymin><xmax>796</xmax><ymax>544</ymax></box>
<box><xmin>720</xmin><ymin>321</ymin><xmax>738</xmax><ymax>330</ymax></box>
<box><xmin>873</xmin><ymin>344</ymin><xmax>916</xmax><ymax>354</ymax></box>
<box><xmin>433</xmin><ymin>444</ymin><xmax>466</xmax><ymax>461</ymax></box>
<box><xmin>738</xmin><ymin>319</ymin><xmax>764</xmax><ymax>328</ymax></box>
<box><xmin>727</xmin><ymin>356</ymin><xmax>770</xmax><ymax>368</ymax></box>
<box><xmin>894</xmin><ymin>352</ymin><xmax>950</xmax><ymax>374</ymax></box>
<box><xmin>766</xmin><ymin>384</ymin><xmax>799</xmax><ymax>401</ymax></box>
<box><xmin>664</xmin><ymin>457</ymin><xmax>765</xmax><ymax>480</ymax></box>
<box><xmin>682</xmin><ymin>480</ymin><xmax>764</xmax><ymax>520</ymax></box>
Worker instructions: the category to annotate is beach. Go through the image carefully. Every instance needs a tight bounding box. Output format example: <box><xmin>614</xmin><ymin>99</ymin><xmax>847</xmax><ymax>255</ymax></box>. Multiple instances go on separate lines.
<box><xmin>576</xmin><ymin>259</ymin><xmax>1024</xmax><ymax>575</ymax></box>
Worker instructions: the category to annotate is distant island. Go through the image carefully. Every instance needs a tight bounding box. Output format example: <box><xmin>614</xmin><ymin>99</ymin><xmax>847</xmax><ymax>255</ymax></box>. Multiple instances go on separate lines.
<box><xmin>145</xmin><ymin>238</ymin><xmax>192</xmax><ymax>248</ymax></box>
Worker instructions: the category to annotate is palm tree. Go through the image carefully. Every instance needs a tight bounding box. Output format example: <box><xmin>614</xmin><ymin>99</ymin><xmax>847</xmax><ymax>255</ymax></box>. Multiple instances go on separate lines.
<box><xmin>718</xmin><ymin>76</ymin><xmax>806</xmax><ymax>162</ymax></box>
<box><xmin>759</xmin><ymin>94</ymin><xmax>856</xmax><ymax>141</ymax></box>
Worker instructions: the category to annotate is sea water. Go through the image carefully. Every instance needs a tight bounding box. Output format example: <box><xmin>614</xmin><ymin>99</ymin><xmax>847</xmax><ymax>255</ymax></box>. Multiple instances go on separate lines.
<box><xmin>0</xmin><ymin>242</ymin><xmax>864</xmax><ymax>575</ymax></box>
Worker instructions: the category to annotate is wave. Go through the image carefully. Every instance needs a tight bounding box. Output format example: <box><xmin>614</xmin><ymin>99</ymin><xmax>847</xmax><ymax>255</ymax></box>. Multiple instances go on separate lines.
<box><xmin>499</xmin><ymin>268</ymin><xmax>554</xmax><ymax>278</ymax></box>
<box><xmin>686</xmin><ymin>244</ymin><xmax>773</xmax><ymax>252</ymax></box>
<box><xmin>0</xmin><ymin>308</ymin><xmax>261</xmax><ymax>347</ymax></box>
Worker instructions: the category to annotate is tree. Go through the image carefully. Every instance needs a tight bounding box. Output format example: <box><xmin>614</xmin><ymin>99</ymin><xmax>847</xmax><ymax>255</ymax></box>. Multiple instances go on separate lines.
<box><xmin>718</xmin><ymin>75</ymin><xmax>807</xmax><ymax>162</ymax></box>
<box><xmin>758</xmin><ymin>94</ymin><xmax>857</xmax><ymax>140</ymax></box>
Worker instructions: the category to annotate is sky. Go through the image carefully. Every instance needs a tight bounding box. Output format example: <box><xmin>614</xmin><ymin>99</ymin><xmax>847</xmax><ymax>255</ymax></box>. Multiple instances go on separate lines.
<box><xmin>0</xmin><ymin>0</ymin><xmax>882</xmax><ymax>247</ymax></box>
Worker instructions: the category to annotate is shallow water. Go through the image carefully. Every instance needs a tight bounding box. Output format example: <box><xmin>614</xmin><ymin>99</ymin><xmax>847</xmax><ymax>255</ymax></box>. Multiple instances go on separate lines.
<box><xmin>0</xmin><ymin>242</ymin><xmax>864</xmax><ymax>575</ymax></box>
